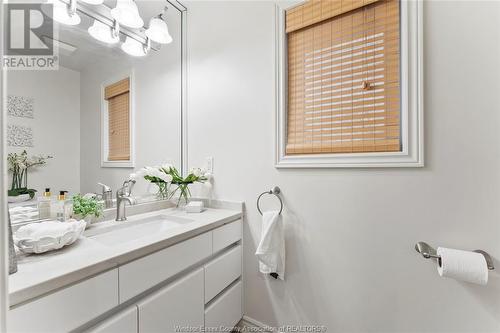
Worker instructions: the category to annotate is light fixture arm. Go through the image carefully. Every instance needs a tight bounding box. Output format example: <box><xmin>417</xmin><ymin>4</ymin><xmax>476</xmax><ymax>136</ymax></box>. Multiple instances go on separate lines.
<box><xmin>112</xmin><ymin>20</ymin><xmax>120</xmax><ymax>39</ymax></box>
<box><xmin>68</xmin><ymin>0</ymin><xmax>77</xmax><ymax>16</ymax></box>
<box><xmin>143</xmin><ymin>37</ymin><xmax>151</xmax><ymax>54</ymax></box>
<box><xmin>158</xmin><ymin>6</ymin><xmax>168</xmax><ymax>21</ymax></box>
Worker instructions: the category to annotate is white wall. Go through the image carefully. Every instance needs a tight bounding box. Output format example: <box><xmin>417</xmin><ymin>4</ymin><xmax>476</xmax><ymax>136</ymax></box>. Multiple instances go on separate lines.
<box><xmin>186</xmin><ymin>1</ymin><xmax>500</xmax><ymax>332</ymax></box>
<box><xmin>6</xmin><ymin>67</ymin><xmax>81</xmax><ymax>195</ymax></box>
<box><xmin>79</xmin><ymin>8</ymin><xmax>182</xmax><ymax>196</ymax></box>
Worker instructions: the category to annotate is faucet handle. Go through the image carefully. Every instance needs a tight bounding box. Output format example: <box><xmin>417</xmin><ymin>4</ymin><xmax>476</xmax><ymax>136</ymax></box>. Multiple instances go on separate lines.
<box><xmin>126</xmin><ymin>180</ymin><xmax>136</xmax><ymax>195</ymax></box>
<box><xmin>119</xmin><ymin>179</ymin><xmax>136</xmax><ymax>196</ymax></box>
<box><xmin>98</xmin><ymin>182</ymin><xmax>112</xmax><ymax>193</ymax></box>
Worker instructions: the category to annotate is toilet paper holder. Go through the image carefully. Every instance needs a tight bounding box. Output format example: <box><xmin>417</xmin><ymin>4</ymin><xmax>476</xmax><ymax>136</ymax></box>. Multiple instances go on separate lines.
<box><xmin>415</xmin><ymin>241</ymin><xmax>495</xmax><ymax>270</ymax></box>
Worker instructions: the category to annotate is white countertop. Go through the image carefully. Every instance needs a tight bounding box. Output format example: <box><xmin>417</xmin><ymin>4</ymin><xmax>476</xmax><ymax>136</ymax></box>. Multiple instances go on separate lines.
<box><xmin>9</xmin><ymin>205</ymin><xmax>242</xmax><ymax>307</ymax></box>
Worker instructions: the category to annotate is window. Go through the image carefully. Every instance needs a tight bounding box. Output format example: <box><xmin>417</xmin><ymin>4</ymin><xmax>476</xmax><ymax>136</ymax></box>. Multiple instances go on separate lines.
<box><xmin>276</xmin><ymin>0</ymin><xmax>423</xmax><ymax>168</ymax></box>
<box><xmin>101</xmin><ymin>74</ymin><xmax>135</xmax><ymax>168</ymax></box>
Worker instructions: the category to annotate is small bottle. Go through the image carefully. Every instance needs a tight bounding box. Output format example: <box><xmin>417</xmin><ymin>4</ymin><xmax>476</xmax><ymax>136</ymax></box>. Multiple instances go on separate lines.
<box><xmin>52</xmin><ymin>191</ymin><xmax>67</xmax><ymax>221</ymax></box>
<box><xmin>38</xmin><ymin>188</ymin><xmax>52</xmax><ymax>219</ymax></box>
<box><xmin>63</xmin><ymin>196</ymin><xmax>73</xmax><ymax>221</ymax></box>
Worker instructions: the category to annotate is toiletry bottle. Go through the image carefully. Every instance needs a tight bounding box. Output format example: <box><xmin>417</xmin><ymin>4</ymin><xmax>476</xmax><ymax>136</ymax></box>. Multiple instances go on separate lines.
<box><xmin>52</xmin><ymin>191</ymin><xmax>67</xmax><ymax>221</ymax></box>
<box><xmin>38</xmin><ymin>188</ymin><xmax>52</xmax><ymax>219</ymax></box>
<box><xmin>63</xmin><ymin>194</ymin><xmax>73</xmax><ymax>221</ymax></box>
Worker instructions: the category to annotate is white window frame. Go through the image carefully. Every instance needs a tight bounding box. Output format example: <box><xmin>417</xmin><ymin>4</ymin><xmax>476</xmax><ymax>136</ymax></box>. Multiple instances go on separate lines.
<box><xmin>100</xmin><ymin>70</ymin><xmax>135</xmax><ymax>168</ymax></box>
<box><xmin>275</xmin><ymin>0</ymin><xmax>423</xmax><ymax>168</ymax></box>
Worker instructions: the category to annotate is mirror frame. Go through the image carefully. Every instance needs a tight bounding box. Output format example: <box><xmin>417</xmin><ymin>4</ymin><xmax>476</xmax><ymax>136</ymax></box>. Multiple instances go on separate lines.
<box><xmin>0</xmin><ymin>1</ymin><xmax>8</xmax><ymax>328</ymax></box>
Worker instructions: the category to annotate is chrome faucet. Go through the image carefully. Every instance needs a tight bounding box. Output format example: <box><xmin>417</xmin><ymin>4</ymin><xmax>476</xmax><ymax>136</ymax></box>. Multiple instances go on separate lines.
<box><xmin>98</xmin><ymin>182</ymin><xmax>113</xmax><ymax>208</ymax></box>
<box><xmin>116</xmin><ymin>180</ymin><xmax>136</xmax><ymax>221</ymax></box>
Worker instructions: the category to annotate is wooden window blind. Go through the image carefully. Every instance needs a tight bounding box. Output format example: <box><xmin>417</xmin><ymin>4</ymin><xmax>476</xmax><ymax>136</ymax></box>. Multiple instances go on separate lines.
<box><xmin>286</xmin><ymin>0</ymin><xmax>401</xmax><ymax>154</ymax></box>
<box><xmin>104</xmin><ymin>78</ymin><xmax>130</xmax><ymax>161</ymax></box>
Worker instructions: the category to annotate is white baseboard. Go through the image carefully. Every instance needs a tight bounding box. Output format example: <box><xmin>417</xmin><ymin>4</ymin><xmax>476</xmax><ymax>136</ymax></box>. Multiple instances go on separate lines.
<box><xmin>237</xmin><ymin>315</ymin><xmax>272</xmax><ymax>332</ymax></box>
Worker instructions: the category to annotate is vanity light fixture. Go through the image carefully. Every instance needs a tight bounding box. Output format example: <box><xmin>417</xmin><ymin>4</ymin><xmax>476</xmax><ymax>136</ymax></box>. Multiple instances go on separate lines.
<box><xmin>88</xmin><ymin>20</ymin><xmax>120</xmax><ymax>44</ymax></box>
<box><xmin>47</xmin><ymin>0</ymin><xmax>166</xmax><ymax>57</ymax></box>
<box><xmin>121</xmin><ymin>36</ymin><xmax>149</xmax><ymax>57</ymax></box>
<box><xmin>52</xmin><ymin>0</ymin><xmax>81</xmax><ymax>26</ymax></box>
<box><xmin>145</xmin><ymin>7</ymin><xmax>172</xmax><ymax>45</ymax></box>
<box><xmin>111</xmin><ymin>0</ymin><xmax>144</xmax><ymax>29</ymax></box>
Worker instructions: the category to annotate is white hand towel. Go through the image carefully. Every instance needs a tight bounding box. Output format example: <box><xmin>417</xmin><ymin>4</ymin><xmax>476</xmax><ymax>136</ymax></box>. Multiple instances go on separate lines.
<box><xmin>255</xmin><ymin>211</ymin><xmax>285</xmax><ymax>280</ymax></box>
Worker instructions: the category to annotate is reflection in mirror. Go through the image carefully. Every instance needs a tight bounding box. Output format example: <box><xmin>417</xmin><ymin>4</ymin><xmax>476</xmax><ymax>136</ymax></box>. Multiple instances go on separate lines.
<box><xmin>6</xmin><ymin>0</ymin><xmax>184</xmax><ymax>225</ymax></box>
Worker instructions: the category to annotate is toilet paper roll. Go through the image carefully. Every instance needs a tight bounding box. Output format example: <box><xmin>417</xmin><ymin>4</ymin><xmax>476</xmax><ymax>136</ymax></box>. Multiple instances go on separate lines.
<box><xmin>437</xmin><ymin>247</ymin><xmax>488</xmax><ymax>285</ymax></box>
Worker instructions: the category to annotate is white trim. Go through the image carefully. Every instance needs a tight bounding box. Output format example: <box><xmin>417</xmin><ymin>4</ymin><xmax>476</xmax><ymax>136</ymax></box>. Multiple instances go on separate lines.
<box><xmin>0</xmin><ymin>1</ymin><xmax>9</xmax><ymax>327</ymax></box>
<box><xmin>275</xmin><ymin>0</ymin><xmax>424</xmax><ymax>168</ymax></box>
<box><xmin>238</xmin><ymin>316</ymin><xmax>273</xmax><ymax>332</ymax></box>
<box><xmin>180</xmin><ymin>4</ymin><xmax>188</xmax><ymax>176</ymax></box>
<box><xmin>100</xmin><ymin>70</ymin><xmax>136</xmax><ymax>168</ymax></box>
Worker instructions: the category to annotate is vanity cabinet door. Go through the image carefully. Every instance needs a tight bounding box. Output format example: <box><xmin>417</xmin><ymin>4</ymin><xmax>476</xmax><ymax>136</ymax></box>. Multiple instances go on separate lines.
<box><xmin>87</xmin><ymin>306</ymin><xmax>138</xmax><ymax>333</ymax></box>
<box><xmin>137</xmin><ymin>268</ymin><xmax>204</xmax><ymax>333</ymax></box>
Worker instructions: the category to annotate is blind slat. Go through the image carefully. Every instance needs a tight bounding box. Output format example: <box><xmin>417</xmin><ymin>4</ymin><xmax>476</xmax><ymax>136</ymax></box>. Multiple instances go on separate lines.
<box><xmin>286</xmin><ymin>0</ymin><xmax>381</xmax><ymax>33</ymax></box>
<box><xmin>106</xmin><ymin>78</ymin><xmax>131</xmax><ymax>161</ymax></box>
<box><xmin>286</xmin><ymin>0</ymin><xmax>400</xmax><ymax>155</ymax></box>
<box><xmin>105</xmin><ymin>78</ymin><xmax>130</xmax><ymax>100</ymax></box>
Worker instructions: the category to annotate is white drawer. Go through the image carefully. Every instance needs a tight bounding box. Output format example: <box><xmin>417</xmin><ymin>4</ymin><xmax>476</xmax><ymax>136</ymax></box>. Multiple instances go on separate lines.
<box><xmin>205</xmin><ymin>281</ymin><xmax>242</xmax><ymax>333</ymax></box>
<box><xmin>87</xmin><ymin>306</ymin><xmax>137</xmax><ymax>333</ymax></box>
<box><xmin>212</xmin><ymin>220</ymin><xmax>242</xmax><ymax>253</ymax></box>
<box><xmin>119</xmin><ymin>232</ymin><xmax>212</xmax><ymax>302</ymax></box>
<box><xmin>204</xmin><ymin>245</ymin><xmax>242</xmax><ymax>303</ymax></box>
<box><xmin>8</xmin><ymin>269</ymin><xmax>119</xmax><ymax>333</ymax></box>
<box><xmin>138</xmin><ymin>268</ymin><xmax>204</xmax><ymax>332</ymax></box>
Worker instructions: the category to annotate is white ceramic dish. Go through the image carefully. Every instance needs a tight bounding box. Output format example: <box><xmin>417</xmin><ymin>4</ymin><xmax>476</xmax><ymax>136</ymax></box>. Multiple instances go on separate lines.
<box><xmin>14</xmin><ymin>220</ymin><xmax>86</xmax><ymax>254</ymax></box>
<box><xmin>8</xmin><ymin>194</ymin><xmax>31</xmax><ymax>203</ymax></box>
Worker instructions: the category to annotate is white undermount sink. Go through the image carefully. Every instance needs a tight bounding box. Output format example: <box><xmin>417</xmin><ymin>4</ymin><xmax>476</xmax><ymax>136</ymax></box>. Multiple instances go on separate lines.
<box><xmin>86</xmin><ymin>214</ymin><xmax>195</xmax><ymax>246</ymax></box>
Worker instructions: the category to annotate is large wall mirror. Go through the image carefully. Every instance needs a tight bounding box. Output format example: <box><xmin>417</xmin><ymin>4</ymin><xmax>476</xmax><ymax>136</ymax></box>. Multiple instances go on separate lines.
<box><xmin>5</xmin><ymin>0</ymin><xmax>186</xmax><ymax>225</ymax></box>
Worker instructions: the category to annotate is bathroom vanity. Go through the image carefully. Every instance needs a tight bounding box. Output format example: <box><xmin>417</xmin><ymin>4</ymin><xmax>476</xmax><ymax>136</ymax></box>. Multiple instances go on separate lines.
<box><xmin>8</xmin><ymin>201</ymin><xmax>243</xmax><ymax>333</ymax></box>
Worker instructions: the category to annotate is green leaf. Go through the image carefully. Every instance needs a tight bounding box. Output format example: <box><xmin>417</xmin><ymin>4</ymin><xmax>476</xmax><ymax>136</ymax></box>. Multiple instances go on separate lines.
<box><xmin>8</xmin><ymin>188</ymin><xmax>36</xmax><ymax>197</ymax></box>
<box><xmin>72</xmin><ymin>194</ymin><xmax>104</xmax><ymax>218</ymax></box>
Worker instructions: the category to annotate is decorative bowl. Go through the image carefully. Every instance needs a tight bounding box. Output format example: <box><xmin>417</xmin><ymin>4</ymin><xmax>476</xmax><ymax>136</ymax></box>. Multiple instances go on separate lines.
<box><xmin>14</xmin><ymin>220</ymin><xmax>86</xmax><ymax>254</ymax></box>
<box><xmin>8</xmin><ymin>194</ymin><xmax>31</xmax><ymax>203</ymax></box>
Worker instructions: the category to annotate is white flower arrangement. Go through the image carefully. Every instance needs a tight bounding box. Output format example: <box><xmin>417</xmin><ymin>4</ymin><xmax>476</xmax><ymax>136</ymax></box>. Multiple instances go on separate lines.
<box><xmin>130</xmin><ymin>164</ymin><xmax>173</xmax><ymax>199</ymax></box>
<box><xmin>7</xmin><ymin>150</ymin><xmax>52</xmax><ymax>199</ymax></box>
<box><xmin>130</xmin><ymin>164</ymin><xmax>211</xmax><ymax>205</ymax></box>
<box><xmin>131</xmin><ymin>164</ymin><xmax>174</xmax><ymax>183</ymax></box>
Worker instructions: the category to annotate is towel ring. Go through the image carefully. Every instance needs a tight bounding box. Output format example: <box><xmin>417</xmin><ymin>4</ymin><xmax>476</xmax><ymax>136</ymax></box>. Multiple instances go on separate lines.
<box><xmin>257</xmin><ymin>186</ymin><xmax>283</xmax><ymax>216</ymax></box>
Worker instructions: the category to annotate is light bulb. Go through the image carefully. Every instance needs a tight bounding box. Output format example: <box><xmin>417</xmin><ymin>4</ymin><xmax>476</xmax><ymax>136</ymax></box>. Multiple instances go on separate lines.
<box><xmin>80</xmin><ymin>0</ymin><xmax>103</xmax><ymax>4</ymax></box>
<box><xmin>52</xmin><ymin>0</ymin><xmax>81</xmax><ymax>26</ymax></box>
<box><xmin>111</xmin><ymin>0</ymin><xmax>144</xmax><ymax>29</ymax></box>
<box><xmin>88</xmin><ymin>20</ymin><xmax>119</xmax><ymax>44</ymax></box>
<box><xmin>145</xmin><ymin>17</ymin><xmax>172</xmax><ymax>44</ymax></box>
<box><xmin>121</xmin><ymin>37</ymin><xmax>147</xmax><ymax>57</ymax></box>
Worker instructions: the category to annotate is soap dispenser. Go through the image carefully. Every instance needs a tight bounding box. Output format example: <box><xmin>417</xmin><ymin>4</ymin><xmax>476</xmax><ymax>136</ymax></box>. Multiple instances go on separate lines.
<box><xmin>63</xmin><ymin>193</ymin><xmax>73</xmax><ymax>221</ymax></box>
<box><xmin>51</xmin><ymin>191</ymin><xmax>68</xmax><ymax>221</ymax></box>
<box><xmin>38</xmin><ymin>188</ymin><xmax>52</xmax><ymax>219</ymax></box>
